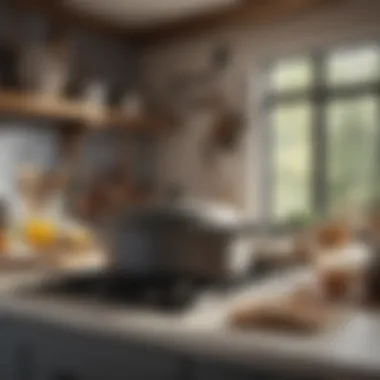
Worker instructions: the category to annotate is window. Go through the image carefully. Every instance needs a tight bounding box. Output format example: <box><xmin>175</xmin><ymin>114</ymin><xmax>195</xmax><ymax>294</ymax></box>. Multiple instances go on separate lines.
<box><xmin>266</xmin><ymin>45</ymin><xmax>380</xmax><ymax>222</ymax></box>
<box><xmin>326</xmin><ymin>47</ymin><xmax>380</xmax><ymax>87</ymax></box>
<box><xmin>326</xmin><ymin>96</ymin><xmax>378</xmax><ymax>212</ymax></box>
<box><xmin>272</xmin><ymin>102</ymin><xmax>312</xmax><ymax>220</ymax></box>
<box><xmin>270</xmin><ymin>57</ymin><xmax>314</xmax><ymax>92</ymax></box>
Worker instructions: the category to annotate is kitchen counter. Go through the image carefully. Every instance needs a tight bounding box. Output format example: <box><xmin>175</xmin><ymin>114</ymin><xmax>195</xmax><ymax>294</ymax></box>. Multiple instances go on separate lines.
<box><xmin>0</xmin><ymin>249</ymin><xmax>107</xmax><ymax>277</ymax></box>
<box><xmin>0</xmin><ymin>269</ymin><xmax>379</xmax><ymax>379</ymax></box>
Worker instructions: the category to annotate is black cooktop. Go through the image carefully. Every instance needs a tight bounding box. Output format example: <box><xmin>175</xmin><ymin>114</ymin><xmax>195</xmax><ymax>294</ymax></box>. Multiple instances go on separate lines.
<box><xmin>34</xmin><ymin>271</ymin><xmax>217</xmax><ymax>312</ymax></box>
<box><xmin>29</xmin><ymin>261</ymin><xmax>277</xmax><ymax>313</ymax></box>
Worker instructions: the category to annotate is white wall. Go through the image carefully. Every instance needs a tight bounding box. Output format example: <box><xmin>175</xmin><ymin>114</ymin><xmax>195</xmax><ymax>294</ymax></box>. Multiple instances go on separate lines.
<box><xmin>141</xmin><ymin>0</ymin><xmax>380</xmax><ymax>218</ymax></box>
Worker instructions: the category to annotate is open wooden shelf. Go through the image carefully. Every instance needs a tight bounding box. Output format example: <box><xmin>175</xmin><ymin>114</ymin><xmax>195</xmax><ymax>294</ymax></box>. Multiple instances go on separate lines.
<box><xmin>0</xmin><ymin>91</ymin><xmax>170</xmax><ymax>133</ymax></box>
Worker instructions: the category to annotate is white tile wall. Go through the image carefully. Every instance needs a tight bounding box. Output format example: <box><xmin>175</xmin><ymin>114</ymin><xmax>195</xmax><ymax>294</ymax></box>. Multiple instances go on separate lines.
<box><xmin>0</xmin><ymin>122</ymin><xmax>59</xmax><ymax>203</ymax></box>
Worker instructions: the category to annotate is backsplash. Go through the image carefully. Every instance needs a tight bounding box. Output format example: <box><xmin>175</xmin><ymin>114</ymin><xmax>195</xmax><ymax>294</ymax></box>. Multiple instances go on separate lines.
<box><xmin>0</xmin><ymin>121</ymin><xmax>59</xmax><ymax>204</ymax></box>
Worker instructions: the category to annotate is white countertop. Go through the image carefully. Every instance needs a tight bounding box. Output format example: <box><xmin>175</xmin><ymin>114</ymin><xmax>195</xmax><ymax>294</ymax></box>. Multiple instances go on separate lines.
<box><xmin>0</xmin><ymin>269</ymin><xmax>379</xmax><ymax>378</ymax></box>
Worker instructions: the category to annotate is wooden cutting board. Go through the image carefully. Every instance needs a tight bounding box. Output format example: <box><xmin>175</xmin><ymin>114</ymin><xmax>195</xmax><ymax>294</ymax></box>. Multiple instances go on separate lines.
<box><xmin>229</xmin><ymin>292</ymin><xmax>343</xmax><ymax>334</ymax></box>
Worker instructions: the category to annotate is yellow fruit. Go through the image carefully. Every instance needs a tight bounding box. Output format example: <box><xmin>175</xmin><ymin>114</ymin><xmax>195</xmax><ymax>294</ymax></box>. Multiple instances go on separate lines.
<box><xmin>25</xmin><ymin>219</ymin><xmax>58</xmax><ymax>250</ymax></box>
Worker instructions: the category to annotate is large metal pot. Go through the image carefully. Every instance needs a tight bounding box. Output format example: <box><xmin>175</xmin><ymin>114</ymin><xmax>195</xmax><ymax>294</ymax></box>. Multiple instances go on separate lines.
<box><xmin>107</xmin><ymin>204</ymin><xmax>247</xmax><ymax>281</ymax></box>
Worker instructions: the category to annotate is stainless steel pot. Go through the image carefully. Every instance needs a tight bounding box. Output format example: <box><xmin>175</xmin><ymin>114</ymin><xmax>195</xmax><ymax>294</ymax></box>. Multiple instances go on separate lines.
<box><xmin>107</xmin><ymin>205</ymin><xmax>243</xmax><ymax>281</ymax></box>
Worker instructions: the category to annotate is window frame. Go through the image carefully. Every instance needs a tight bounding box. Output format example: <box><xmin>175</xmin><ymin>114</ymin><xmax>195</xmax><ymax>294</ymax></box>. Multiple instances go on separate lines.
<box><xmin>262</xmin><ymin>44</ymin><xmax>380</xmax><ymax>222</ymax></box>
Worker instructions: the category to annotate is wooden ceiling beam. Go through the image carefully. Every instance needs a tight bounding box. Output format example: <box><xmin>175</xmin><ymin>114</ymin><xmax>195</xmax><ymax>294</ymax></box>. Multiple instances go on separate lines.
<box><xmin>133</xmin><ymin>0</ymin><xmax>336</xmax><ymax>45</ymax></box>
<box><xmin>11</xmin><ymin>0</ymin><xmax>337</xmax><ymax>45</ymax></box>
<box><xmin>12</xmin><ymin>0</ymin><xmax>131</xmax><ymax>41</ymax></box>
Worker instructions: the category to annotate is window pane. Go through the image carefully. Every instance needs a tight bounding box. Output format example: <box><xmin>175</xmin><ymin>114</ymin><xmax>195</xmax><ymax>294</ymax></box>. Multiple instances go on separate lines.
<box><xmin>270</xmin><ymin>58</ymin><xmax>313</xmax><ymax>92</ymax></box>
<box><xmin>327</xmin><ymin>96</ymin><xmax>378</xmax><ymax>212</ymax></box>
<box><xmin>326</xmin><ymin>47</ymin><xmax>380</xmax><ymax>86</ymax></box>
<box><xmin>272</xmin><ymin>103</ymin><xmax>312</xmax><ymax>220</ymax></box>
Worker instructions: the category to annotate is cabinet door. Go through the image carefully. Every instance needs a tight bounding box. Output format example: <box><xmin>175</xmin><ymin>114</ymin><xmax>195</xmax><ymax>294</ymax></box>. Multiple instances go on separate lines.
<box><xmin>0</xmin><ymin>317</ymin><xmax>38</xmax><ymax>380</ymax></box>
<box><xmin>0</xmin><ymin>319</ymin><xmax>18</xmax><ymax>380</ymax></box>
<box><xmin>34</xmin><ymin>326</ymin><xmax>181</xmax><ymax>380</ymax></box>
<box><xmin>192</xmin><ymin>359</ymin><xmax>310</xmax><ymax>380</ymax></box>
<box><xmin>193</xmin><ymin>362</ymin><xmax>262</xmax><ymax>380</ymax></box>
